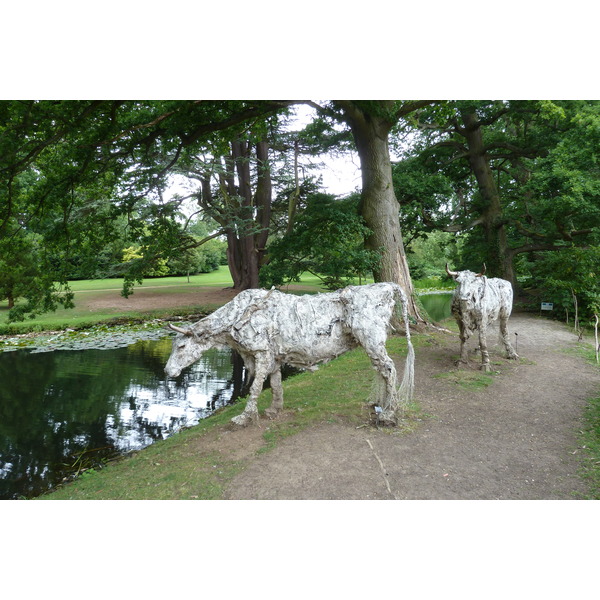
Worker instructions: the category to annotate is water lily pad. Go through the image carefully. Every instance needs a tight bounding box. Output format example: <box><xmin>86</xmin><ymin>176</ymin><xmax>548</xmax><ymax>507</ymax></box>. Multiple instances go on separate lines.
<box><xmin>1</xmin><ymin>320</ymin><xmax>182</xmax><ymax>353</ymax></box>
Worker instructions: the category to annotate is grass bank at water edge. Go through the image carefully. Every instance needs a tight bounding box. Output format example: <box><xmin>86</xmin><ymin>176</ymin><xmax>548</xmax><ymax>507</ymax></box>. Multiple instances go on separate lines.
<box><xmin>39</xmin><ymin>336</ymin><xmax>420</xmax><ymax>500</ymax></box>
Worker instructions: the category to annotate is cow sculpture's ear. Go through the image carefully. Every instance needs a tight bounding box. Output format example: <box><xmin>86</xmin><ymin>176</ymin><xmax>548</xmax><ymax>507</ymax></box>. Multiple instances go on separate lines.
<box><xmin>168</xmin><ymin>323</ymin><xmax>193</xmax><ymax>337</ymax></box>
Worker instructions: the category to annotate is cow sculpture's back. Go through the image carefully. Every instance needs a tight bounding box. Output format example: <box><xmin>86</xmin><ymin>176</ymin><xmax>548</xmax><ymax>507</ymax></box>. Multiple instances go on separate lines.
<box><xmin>446</xmin><ymin>264</ymin><xmax>518</xmax><ymax>371</ymax></box>
<box><xmin>165</xmin><ymin>283</ymin><xmax>414</xmax><ymax>426</ymax></box>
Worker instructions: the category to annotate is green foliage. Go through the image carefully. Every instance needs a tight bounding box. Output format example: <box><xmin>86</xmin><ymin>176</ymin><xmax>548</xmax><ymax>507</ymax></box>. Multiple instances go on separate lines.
<box><xmin>260</xmin><ymin>193</ymin><xmax>379</xmax><ymax>290</ymax></box>
<box><xmin>3</xmin><ymin>99</ymin><xmax>600</xmax><ymax>320</ymax></box>
<box><xmin>0</xmin><ymin>228</ymin><xmax>40</xmax><ymax>307</ymax></box>
<box><xmin>0</xmin><ymin>224</ymin><xmax>75</xmax><ymax>322</ymax></box>
<box><xmin>121</xmin><ymin>245</ymin><xmax>170</xmax><ymax>278</ymax></box>
<box><xmin>168</xmin><ymin>238</ymin><xmax>226</xmax><ymax>276</ymax></box>
<box><xmin>392</xmin><ymin>155</ymin><xmax>456</xmax><ymax>240</ymax></box>
<box><xmin>406</xmin><ymin>230</ymin><xmax>463</xmax><ymax>279</ymax></box>
<box><xmin>396</xmin><ymin>100</ymin><xmax>600</xmax><ymax>291</ymax></box>
<box><xmin>1</xmin><ymin>100</ymin><xmax>294</xmax><ymax>316</ymax></box>
<box><xmin>525</xmin><ymin>247</ymin><xmax>600</xmax><ymax>322</ymax></box>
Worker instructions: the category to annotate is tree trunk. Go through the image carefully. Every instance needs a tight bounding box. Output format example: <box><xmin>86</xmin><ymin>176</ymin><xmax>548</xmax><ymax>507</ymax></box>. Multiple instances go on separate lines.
<box><xmin>460</xmin><ymin>110</ymin><xmax>513</xmax><ymax>284</ymax></box>
<box><xmin>201</xmin><ymin>139</ymin><xmax>272</xmax><ymax>291</ymax></box>
<box><xmin>254</xmin><ymin>140</ymin><xmax>272</xmax><ymax>273</ymax></box>
<box><xmin>286</xmin><ymin>140</ymin><xmax>300</xmax><ymax>234</ymax></box>
<box><xmin>340</xmin><ymin>103</ymin><xmax>423</xmax><ymax>321</ymax></box>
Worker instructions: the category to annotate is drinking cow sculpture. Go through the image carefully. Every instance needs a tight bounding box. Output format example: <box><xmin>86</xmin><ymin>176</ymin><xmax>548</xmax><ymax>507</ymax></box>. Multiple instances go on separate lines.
<box><xmin>165</xmin><ymin>283</ymin><xmax>415</xmax><ymax>426</ymax></box>
<box><xmin>446</xmin><ymin>264</ymin><xmax>519</xmax><ymax>371</ymax></box>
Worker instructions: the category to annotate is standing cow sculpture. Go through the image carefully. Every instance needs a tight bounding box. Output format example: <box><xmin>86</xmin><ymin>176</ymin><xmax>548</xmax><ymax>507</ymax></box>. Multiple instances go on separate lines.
<box><xmin>165</xmin><ymin>283</ymin><xmax>415</xmax><ymax>426</ymax></box>
<box><xmin>446</xmin><ymin>264</ymin><xmax>519</xmax><ymax>371</ymax></box>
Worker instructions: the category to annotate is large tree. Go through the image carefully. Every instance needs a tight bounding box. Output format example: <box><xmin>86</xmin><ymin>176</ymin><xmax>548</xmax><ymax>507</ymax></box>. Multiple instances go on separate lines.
<box><xmin>399</xmin><ymin>100</ymin><xmax>600</xmax><ymax>289</ymax></box>
<box><xmin>307</xmin><ymin>101</ymin><xmax>435</xmax><ymax>320</ymax></box>
<box><xmin>0</xmin><ymin>100</ymin><xmax>295</xmax><ymax>317</ymax></box>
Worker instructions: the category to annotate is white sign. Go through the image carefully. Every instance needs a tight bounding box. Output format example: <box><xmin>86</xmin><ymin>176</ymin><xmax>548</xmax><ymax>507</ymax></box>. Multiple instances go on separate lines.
<box><xmin>541</xmin><ymin>302</ymin><xmax>554</xmax><ymax>311</ymax></box>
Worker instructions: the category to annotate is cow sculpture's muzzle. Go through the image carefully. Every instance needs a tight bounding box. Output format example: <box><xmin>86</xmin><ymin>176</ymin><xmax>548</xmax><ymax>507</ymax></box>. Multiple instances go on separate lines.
<box><xmin>164</xmin><ymin>323</ymin><xmax>195</xmax><ymax>378</ymax></box>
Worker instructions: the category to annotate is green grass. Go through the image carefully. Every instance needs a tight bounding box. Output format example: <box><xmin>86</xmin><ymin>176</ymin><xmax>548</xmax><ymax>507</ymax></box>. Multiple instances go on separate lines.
<box><xmin>39</xmin><ymin>336</ymin><xmax>420</xmax><ymax>500</ymax></box>
<box><xmin>40</xmin><ymin>425</ymin><xmax>247</xmax><ymax>500</ymax></box>
<box><xmin>0</xmin><ymin>304</ymin><xmax>205</xmax><ymax>335</ymax></box>
<box><xmin>67</xmin><ymin>266</ymin><xmax>236</xmax><ymax>291</ymax></box>
<box><xmin>413</xmin><ymin>275</ymin><xmax>455</xmax><ymax>292</ymax></box>
<box><xmin>564</xmin><ymin>342</ymin><xmax>600</xmax><ymax>499</ymax></box>
<box><xmin>580</xmin><ymin>393</ymin><xmax>600</xmax><ymax>499</ymax></box>
<box><xmin>0</xmin><ymin>267</ymin><xmax>235</xmax><ymax>333</ymax></box>
<box><xmin>434</xmin><ymin>369</ymin><xmax>498</xmax><ymax>390</ymax></box>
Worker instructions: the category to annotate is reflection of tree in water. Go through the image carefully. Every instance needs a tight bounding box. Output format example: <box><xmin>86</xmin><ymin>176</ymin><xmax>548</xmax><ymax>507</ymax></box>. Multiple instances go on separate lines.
<box><xmin>0</xmin><ymin>348</ymin><xmax>138</xmax><ymax>498</ymax></box>
<box><xmin>208</xmin><ymin>351</ymin><xmax>250</xmax><ymax>410</ymax></box>
<box><xmin>205</xmin><ymin>352</ymin><xmax>299</xmax><ymax>412</ymax></box>
<box><xmin>0</xmin><ymin>338</ymin><xmax>293</xmax><ymax>499</ymax></box>
<box><xmin>0</xmin><ymin>344</ymin><xmax>178</xmax><ymax>498</ymax></box>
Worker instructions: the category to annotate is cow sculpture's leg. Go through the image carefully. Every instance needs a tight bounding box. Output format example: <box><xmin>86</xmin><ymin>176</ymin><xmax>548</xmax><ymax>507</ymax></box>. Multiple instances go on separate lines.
<box><xmin>231</xmin><ymin>353</ymin><xmax>270</xmax><ymax>427</ymax></box>
<box><xmin>478</xmin><ymin>322</ymin><xmax>492</xmax><ymax>372</ymax></box>
<box><xmin>265</xmin><ymin>368</ymin><xmax>284</xmax><ymax>418</ymax></box>
<box><xmin>456</xmin><ymin>320</ymin><xmax>471</xmax><ymax>366</ymax></box>
<box><xmin>499</xmin><ymin>316</ymin><xmax>519</xmax><ymax>360</ymax></box>
<box><xmin>360</xmin><ymin>336</ymin><xmax>401</xmax><ymax>424</ymax></box>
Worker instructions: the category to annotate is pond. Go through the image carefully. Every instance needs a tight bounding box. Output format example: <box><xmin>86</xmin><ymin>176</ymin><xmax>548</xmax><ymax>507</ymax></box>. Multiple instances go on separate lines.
<box><xmin>419</xmin><ymin>291</ymin><xmax>453</xmax><ymax>322</ymax></box>
<box><xmin>0</xmin><ymin>337</ymin><xmax>248</xmax><ymax>499</ymax></box>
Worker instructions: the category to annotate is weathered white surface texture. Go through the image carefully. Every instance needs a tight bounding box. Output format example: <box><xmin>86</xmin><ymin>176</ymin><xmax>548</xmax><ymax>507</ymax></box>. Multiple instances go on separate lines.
<box><xmin>165</xmin><ymin>283</ymin><xmax>414</xmax><ymax>426</ymax></box>
<box><xmin>446</xmin><ymin>265</ymin><xmax>518</xmax><ymax>371</ymax></box>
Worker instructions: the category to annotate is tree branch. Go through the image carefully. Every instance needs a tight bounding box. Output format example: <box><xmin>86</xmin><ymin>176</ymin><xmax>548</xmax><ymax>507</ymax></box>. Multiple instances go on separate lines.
<box><xmin>178</xmin><ymin>230</ymin><xmax>225</xmax><ymax>252</ymax></box>
<box><xmin>394</xmin><ymin>100</ymin><xmax>439</xmax><ymax>120</ymax></box>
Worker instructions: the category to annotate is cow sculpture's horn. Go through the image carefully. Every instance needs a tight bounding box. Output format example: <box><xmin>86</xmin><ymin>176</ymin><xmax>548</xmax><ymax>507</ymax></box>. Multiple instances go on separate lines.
<box><xmin>445</xmin><ymin>263</ymin><xmax>458</xmax><ymax>277</ymax></box>
<box><xmin>168</xmin><ymin>323</ymin><xmax>193</xmax><ymax>336</ymax></box>
<box><xmin>476</xmin><ymin>263</ymin><xmax>487</xmax><ymax>277</ymax></box>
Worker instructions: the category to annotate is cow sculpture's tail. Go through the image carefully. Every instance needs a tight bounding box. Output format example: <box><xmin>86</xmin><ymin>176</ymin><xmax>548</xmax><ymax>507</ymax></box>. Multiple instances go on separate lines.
<box><xmin>394</xmin><ymin>284</ymin><xmax>415</xmax><ymax>408</ymax></box>
<box><xmin>369</xmin><ymin>283</ymin><xmax>415</xmax><ymax>424</ymax></box>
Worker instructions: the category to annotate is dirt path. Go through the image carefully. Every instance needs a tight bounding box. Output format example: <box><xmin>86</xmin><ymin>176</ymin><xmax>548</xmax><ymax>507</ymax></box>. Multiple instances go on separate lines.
<box><xmin>72</xmin><ymin>285</ymin><xmax>600</xmax><ymax>499</ymax></box>
<box><xmin>223</xmin><ymin>313</ymin><xmax>599</xmax><ymax>500</ymax></box>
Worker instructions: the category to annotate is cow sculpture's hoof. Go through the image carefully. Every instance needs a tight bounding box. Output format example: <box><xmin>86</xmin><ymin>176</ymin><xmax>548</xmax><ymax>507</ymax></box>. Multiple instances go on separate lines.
<box><xmin>231</xmin><ymin>412</ymin><xmax>258</xmax><ymax>427</ymax></box>
<box><xmin>377</xmin><ymin>409</ymin><xmax>398</xmax><ymax>427</ymax></box>
<box><xmin>264</xmin><ymin>407</ymin><xmax>280</xmax><ymax>419</ymax></box>
<box><xmin>480</xmin><ymin>363</ymin><xmax>492</xmax><ymax>373</ymax></box>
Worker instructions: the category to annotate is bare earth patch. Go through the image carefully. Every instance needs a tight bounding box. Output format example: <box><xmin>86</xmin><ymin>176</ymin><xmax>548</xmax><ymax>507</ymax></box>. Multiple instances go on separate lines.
<box><xmin>82</xmin><ymin>285</ymin><xmax>238</xmax><ymax>312</ymax></box>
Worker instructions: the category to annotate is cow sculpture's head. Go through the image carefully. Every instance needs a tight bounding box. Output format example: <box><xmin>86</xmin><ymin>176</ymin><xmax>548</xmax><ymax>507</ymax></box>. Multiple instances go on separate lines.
<box><xmin>164</xmin><ymin>323</ymin><xmax>212</xmax><ymax>378</ymax></box>
<box><xmin>445</xmin><ymin>264</ymin><xmax>486</xmax><ymax>301</ymax></box>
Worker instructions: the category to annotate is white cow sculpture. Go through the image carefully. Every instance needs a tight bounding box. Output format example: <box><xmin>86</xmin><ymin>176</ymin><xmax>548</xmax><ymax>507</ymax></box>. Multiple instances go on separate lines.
<box><xmin>446</xmin><ymin>264</ymin><xmax>519</xmax><ymax>371</ymax></box>
<box><xmin>165</xmin><ymin>283</ymin><xmax>415</xmax><ymax>426</ymax></box>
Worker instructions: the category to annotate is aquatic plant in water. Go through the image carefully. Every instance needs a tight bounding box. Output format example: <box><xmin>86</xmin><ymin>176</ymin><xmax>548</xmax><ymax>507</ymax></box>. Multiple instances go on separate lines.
<box><xmin>0</xmin><ymin>320</ymin><xmax>181</xmax><ymax>353</ymax></box>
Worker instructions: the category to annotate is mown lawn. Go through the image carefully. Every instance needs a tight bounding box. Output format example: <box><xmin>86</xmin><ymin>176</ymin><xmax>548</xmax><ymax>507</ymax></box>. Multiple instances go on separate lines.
<box><xmin>1</xmin><ymin>268</ymin><xmax>229</xmax><ymax>334</ymax></box>
<box><xmin>66</xmin><ymin>266</ymin><xmax>235</xmax><ymax>291</ymax></box>
<box><xmin>0</xmin><ymin>267</ymin><xmax>235</xmax><ymax>329</ymax></box>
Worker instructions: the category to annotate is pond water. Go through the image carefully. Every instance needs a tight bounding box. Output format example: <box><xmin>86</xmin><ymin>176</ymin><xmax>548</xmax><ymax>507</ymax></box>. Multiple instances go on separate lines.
<box><xmin>419</xmin><ymin>291</ymin><xmax>453</xmax><ymax>322</ymax></box>
<box><xmin>0</xmin><ymin>338</ymin><xmax>247</xmax><ymax>499</ymax></box>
